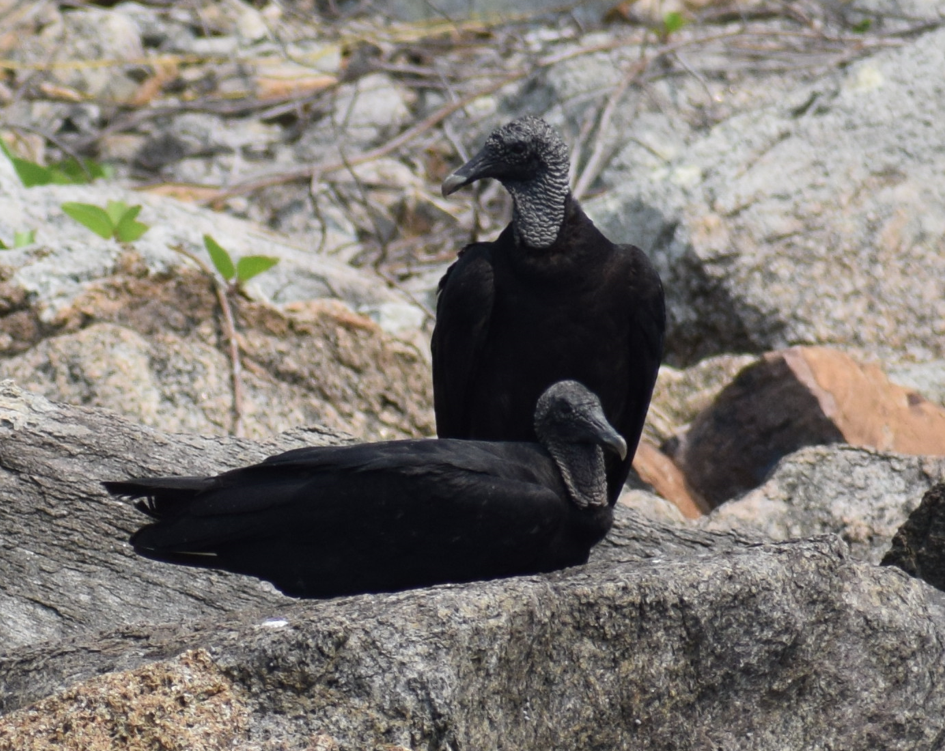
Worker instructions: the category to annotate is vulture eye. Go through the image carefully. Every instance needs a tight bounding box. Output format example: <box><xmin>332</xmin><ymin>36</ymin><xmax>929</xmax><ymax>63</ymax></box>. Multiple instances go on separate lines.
<box><xmin>508</xmin><ymin>142</ymin><xmax>527</xmax><ymax>156</ymax></box>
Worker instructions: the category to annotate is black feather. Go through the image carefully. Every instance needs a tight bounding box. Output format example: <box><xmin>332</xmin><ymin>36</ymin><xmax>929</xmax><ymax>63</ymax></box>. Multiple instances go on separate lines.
<box><xmin>105</xmin><ymin>381</ymin><xmax>624</xmax><ymax>598</ymax></box>
<box><xmin>435</xmin><ymin>116</ymin><xmax>665</xmax><ymax>503</ymax></box>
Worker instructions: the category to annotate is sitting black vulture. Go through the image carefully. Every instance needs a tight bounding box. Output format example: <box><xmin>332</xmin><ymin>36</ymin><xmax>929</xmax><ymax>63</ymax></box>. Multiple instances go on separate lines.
<box><xmin>104</xmin><ymin>381</ymin><xmax>626</xmax><ymax>598</ymax></box>
<box><xmin>435</xmin><ymin>115</ymin><xmax>665</xmax><ymax>503</ymax></box>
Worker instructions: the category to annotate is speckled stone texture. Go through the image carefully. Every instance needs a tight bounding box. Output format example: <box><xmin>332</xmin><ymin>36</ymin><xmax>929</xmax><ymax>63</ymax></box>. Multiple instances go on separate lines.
<box><xmin>2</xmin><ymin>384</ymin><xmax>945</xmax><ymax>751</ymax></box>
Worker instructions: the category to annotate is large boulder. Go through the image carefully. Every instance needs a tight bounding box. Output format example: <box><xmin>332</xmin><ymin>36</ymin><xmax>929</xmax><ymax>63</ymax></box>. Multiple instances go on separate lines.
<box><xmin>2</xmin><ymin>527</ymin><xmax>945</xmax><ymax>750</ymax></box>
<box><xmin>2</xmin><ymin>385</ymin><xmax>945</xmax><ymax>750</ymax></box>
<box><xmin>0</xmin><ymin>152</ymin><xmax>433</xmax><ymax>442</ymax></box>
<box><xmin>672</xmin><ymin>347</ymin><xmax>945</xmax><ymax>507</ymax></box>
<box><xmin>701</xmin><ymin>444</ymin><xmax>945</xmax><ymax>563</ymax></box>
<box><xmin>591</xmin><ymin>25</ymin><xmax>945</xmax><ymax>367</ymax></box>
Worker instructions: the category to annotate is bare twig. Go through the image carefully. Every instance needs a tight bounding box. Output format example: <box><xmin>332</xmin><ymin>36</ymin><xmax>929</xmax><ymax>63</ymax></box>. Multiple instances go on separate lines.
<box><xmin>672</xmin><ymin>50</ymin><xmax>715</xmax><ymax>100</ymax></box>
<box><xmin>215</xmin><ymin>27</ymin><xmax>816</xmax><ymax>205</ymax></box>
<box><xmin>211</xmin><ymin>34</ymin><xmax>663</xmax><ymax>202</ymax></box>
<box><xmin>568</xmin><ymin>108</ymin><xmax>597</xmax><ymax>192</ymax></box>
<box><xmin>339</xmin><ymin>146</ymin><xmax>393</xmax><ymax>255</ymax></box>
<box><xmin>572</xmin><ymin>59</ymin><xmax>646</xmax><ymax>202</ymax></box>
<box><xmin>376</xmin><ymin>267</ymin><xmax>436</xmax><ymax>326</ymax></box>
<box><xmin>168</xmin><ymin>243</ymin><xmax>245</xmax><ymax>438</ymax></box>
<box><xmin>441</xmin><ymin>117</ymin><xmax>470</xmax><ymax>164</ymax></box>
<box><xmin>70</xmin><ymin>91</ymin><xmax>336</xmax><ymax>153</ymax></box>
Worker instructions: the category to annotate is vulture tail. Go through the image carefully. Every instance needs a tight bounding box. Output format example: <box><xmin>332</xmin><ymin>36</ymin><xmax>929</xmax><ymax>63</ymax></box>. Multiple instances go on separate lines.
<box><xmin>102</xmin><ymin>477</ymin><xmax>214</xmax><ymax>519</ymax></box>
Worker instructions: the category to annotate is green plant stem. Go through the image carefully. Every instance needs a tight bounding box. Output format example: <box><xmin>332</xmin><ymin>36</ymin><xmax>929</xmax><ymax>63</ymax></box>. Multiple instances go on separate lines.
<box><xmin>169</xmin><ymin>244</ymin><xmax>245</xmax><ymax>438</ymax></box>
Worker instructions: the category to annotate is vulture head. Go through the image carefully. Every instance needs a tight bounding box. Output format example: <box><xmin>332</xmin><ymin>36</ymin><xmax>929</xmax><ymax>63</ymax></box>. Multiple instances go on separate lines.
<box><xmin>534</xmin><ymin>380</ymin><xmax>627</xmax><ymax>509</ymax></box>
<box><xmin>442</xmin><ymin>116</ymin><xmax>571</xmax><ymax>248</ymax></box>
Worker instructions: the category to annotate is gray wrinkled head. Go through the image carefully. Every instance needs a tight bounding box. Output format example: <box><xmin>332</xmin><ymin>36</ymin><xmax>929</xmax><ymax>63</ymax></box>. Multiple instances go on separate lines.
<box><xmin>442</xmin><ymin>116</ymin><xmax>570</xmax><ymax>197</ymax></box>
<box><xmin>533</xmin><ymin>381</ymin><xmax>625</xmax><ymax>509</ymax></box>
<box><xmin>441</xmin><ymin>117</ymin><xmax>571</xmax><ymax>248</ymax></box>
<box><xmin>534</xmin><ymin>380</ymin><xmax>626</xmax><ymax>461</ymax></box>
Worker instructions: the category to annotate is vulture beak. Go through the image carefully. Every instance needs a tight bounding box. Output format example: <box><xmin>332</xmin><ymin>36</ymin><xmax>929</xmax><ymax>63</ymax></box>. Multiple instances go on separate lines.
<box><xmin>596</xmin><ymin>422</ymin><xmax>628</xmax><ymax>461</ymax></box>
<box><xmin>441</xmin><ymin>146</ymin><xmax>497</xmax><ymax>197</ymax></box>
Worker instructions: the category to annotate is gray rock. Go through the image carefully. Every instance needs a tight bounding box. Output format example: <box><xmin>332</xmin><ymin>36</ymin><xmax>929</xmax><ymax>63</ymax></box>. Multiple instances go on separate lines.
<box><xmin>12</xmin><ymin>7</ymin><xmax>144</xmax><ymax>102</ymax></box>
<box><xmin>0</xmin><ymin>268</ymin><xmax>434</xmax><ymax>441</ymax></box>
<box><xmin>591</xmin><ymin>26</ymin><xmax>945</xmax><ymax>367</ymax></box>
<box><xmin>617</xmin><ymin>487</ymin><xmax>689</xmax><ymax>524</ymax></box>
<box><xmin>4</xmin><ymin>384</ymin><xmax>945</xmax><ymax>749</ymax></box>
<box><xmin>3</xmin><ymin>532</ymin><xmax>945</xmax><ymax>750</ymax></box>
<box><xmin>888</xmin><ymin>359</ymin><xmax>945</xmax><ymax>408</ymax></box>
<box><xmin>702</xmin><ymin>444</ymin><xmax>945</xmax><ymax>563</ymax></box>
<box><xmin>838</xmin><ymin>0</ymin><xmax>945</xmax><ymax>29</ymax></box>
<box><xmin>0</xmin><ymin>156</ymin><xmax>417</xmax><ymax>322</ymax></box>
<box><xmin>115</xmin><ymin>1</ymin><xmax>200</xmax><ymax>53</ymax></box>
<box><xmin>329</xmin><ymin>73</ymin><xmax>415</xmax><ymax>146</ymax></box>
<box><xmin>0</xmin><ymin>380</ymin><xmax>303</xmax><ymax>651</ymax></box>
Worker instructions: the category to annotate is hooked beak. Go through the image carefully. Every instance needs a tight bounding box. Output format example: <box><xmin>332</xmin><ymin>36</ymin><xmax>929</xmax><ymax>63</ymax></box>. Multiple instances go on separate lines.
<box><xmin>441</xmin><ymin>146</ymin><xmax>498</xmax><ymax>198</ymax></box>
<box><xmin>597</xmin><ymin>422</ymin><xmax>628</xmax><ymax>461</ymax></box>
<box><xmin>441</xmin><ymin>172</ymin><xmax>470</xmax><ymax>197</ymax></box>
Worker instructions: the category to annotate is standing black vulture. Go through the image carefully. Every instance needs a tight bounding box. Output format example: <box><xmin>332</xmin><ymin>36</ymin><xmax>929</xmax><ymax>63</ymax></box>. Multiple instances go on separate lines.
<box><xmin>434</xmin><ymin>115</ymin><xmax>665</xmax><ymax>503</ymax></box>
<box><xmin>104</xmin><ymin>381</ymin><xmax>626</xmax><ymax>598</ymax></box>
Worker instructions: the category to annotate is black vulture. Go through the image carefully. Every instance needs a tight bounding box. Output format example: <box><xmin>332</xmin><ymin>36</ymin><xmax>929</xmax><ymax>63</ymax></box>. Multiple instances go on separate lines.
<box><xmin>434</xmin><ymin>115</ymin><xmax>665</xmax><ymax>503</ymax></box>
<box><xmin>104</xmin><ymin>381</ymin><xmax>626</xmax><ymax>598</ymax></box>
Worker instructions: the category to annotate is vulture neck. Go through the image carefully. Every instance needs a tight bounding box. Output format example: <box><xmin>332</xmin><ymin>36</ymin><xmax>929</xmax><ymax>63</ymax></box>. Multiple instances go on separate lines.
<box><xmin>505</xmin><ymin>162</ymin><xmax>570</xmax><ymax>249</ymax></box>
<box><xmin>546</xmin><ymin>442</ymin><xmax>610</xmax><ymax>509</ymax></box>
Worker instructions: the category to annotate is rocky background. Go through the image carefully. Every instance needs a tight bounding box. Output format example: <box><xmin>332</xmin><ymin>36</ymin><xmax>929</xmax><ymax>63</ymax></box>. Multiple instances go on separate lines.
<box><xmin>2</xmin><ymin>0</ymin><xmax>945</xmax><ymax>749</ymax></box>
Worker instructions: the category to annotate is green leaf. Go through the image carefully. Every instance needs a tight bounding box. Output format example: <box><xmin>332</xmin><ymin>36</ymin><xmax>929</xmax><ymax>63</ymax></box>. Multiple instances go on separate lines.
<box><xmin>2</xmin><ymin>141</ymin><xmax>112</xmax><ymax>186</ymax></box>
<box><xmin>12</xmin><ymin>158</ymin><xmax>54</xmax><ymax>187</ymax></box>
<box><xmin>236</xmin><ymin>255</ymin><xmax>279</xmax><ymax>283</ymax></box>
<box><xmin>115</xmin><ymin>206</ymin><xmax>149</xmax><ymax>242</ymax></box>
<box><xmin>663</xmin><ymin>11</ymin><xmax>685</xmax><ymax>34</ymax></box>
<box><xmin>51</xmin><ymin>158</ymin><xmax>87</xmax><ymax>183</ymax></box>
<box><xmin>0</xmin><ymin>139</ymin><xmax>55</xmax><ymax>186</ymax></box>
<box><xmin>116</xmin><ymin>220</ymin><xmax>149</xmax><ymax>242</ymax></box>
<box><xmin>62</xmin><ymin>202</ymin><xmax>115</xmax><ymax>239</ymax></box>
<box><xmin>47</xmin><ymin>167</ymin><xmax>78</xmax><ymax>185</ymax></box>
<box><xmin>852</xmin><ymin>18</ymin><xmax>872</xmax><ymax>33</ymax></box>
<box><xmin>51</xmin><ymin>157</ymin><xmax>110</xmax><ymax>184</ymax></box>
<box><xmin>0</xmin><ymin>239</ymin><xmax>6</xmax><ymax>249</ymax></box>
<box><xmin>203</xmin><ymin>234</ymin><xmax>235</xmax><ymax>280</ymax></box>
<box><xmin>122</xmin><ymin>205</ymin><xmax>142</xmax><ymax>222</ymax></box>
<box><xmin>106</xmin><ymin>200</ymin><xmax>130</xmax><ymax>226</ymax></box>
<box><xmin>14</xmin><ymin>229</ymin><xmax>36</xmax><ymax>247</ymax></box>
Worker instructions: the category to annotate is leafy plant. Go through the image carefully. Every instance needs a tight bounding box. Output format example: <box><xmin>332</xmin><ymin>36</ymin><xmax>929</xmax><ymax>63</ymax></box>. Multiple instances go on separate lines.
<box><xmin>166</xmin><ymin>237</ymin><xmax>279</xmax><ymax>438</ymax></box>
<box><xmin>203</xmin><ymin>234</ymin><xmax>279</xmax><ymax>291</ymax></box>
<box><xmin>851</xmin><ymin>18</ymin><xmax>872</xmax><ymax>33</ymax></box>
<box><xmin>0</xmin><ymin>140</ymin><xmax>112</xmax><ymax>187</ymax></box>
<box><xmin>53</xmin><ymin>157</ymin><xmax>113</xmax><ymax>184</ymax></box>
<box><xmin>0</xmin><ymin>229</ymin><xmax>36</xmax><ymax>249</ymax></box>
<box><xmin>661</xmin><ymin>11</ymin><xmax>686</xmax><ymax>39</ymax></box>
<box><xmin>62</xmin><ymin>200</ymin><xmax>150</xmax><ymax>242</ymax></box>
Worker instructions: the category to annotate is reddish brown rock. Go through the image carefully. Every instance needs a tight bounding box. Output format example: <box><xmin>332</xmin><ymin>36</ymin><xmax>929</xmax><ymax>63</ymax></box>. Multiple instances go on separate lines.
<box><xmin>632</xmin><ymin>440</ymin><xmax>709</xmax><ymax>519</ymax></box>
<box><xmin>674</xmin><ymin>347</ymin><xmax>945</xmax><ymax>508</ymax></box>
